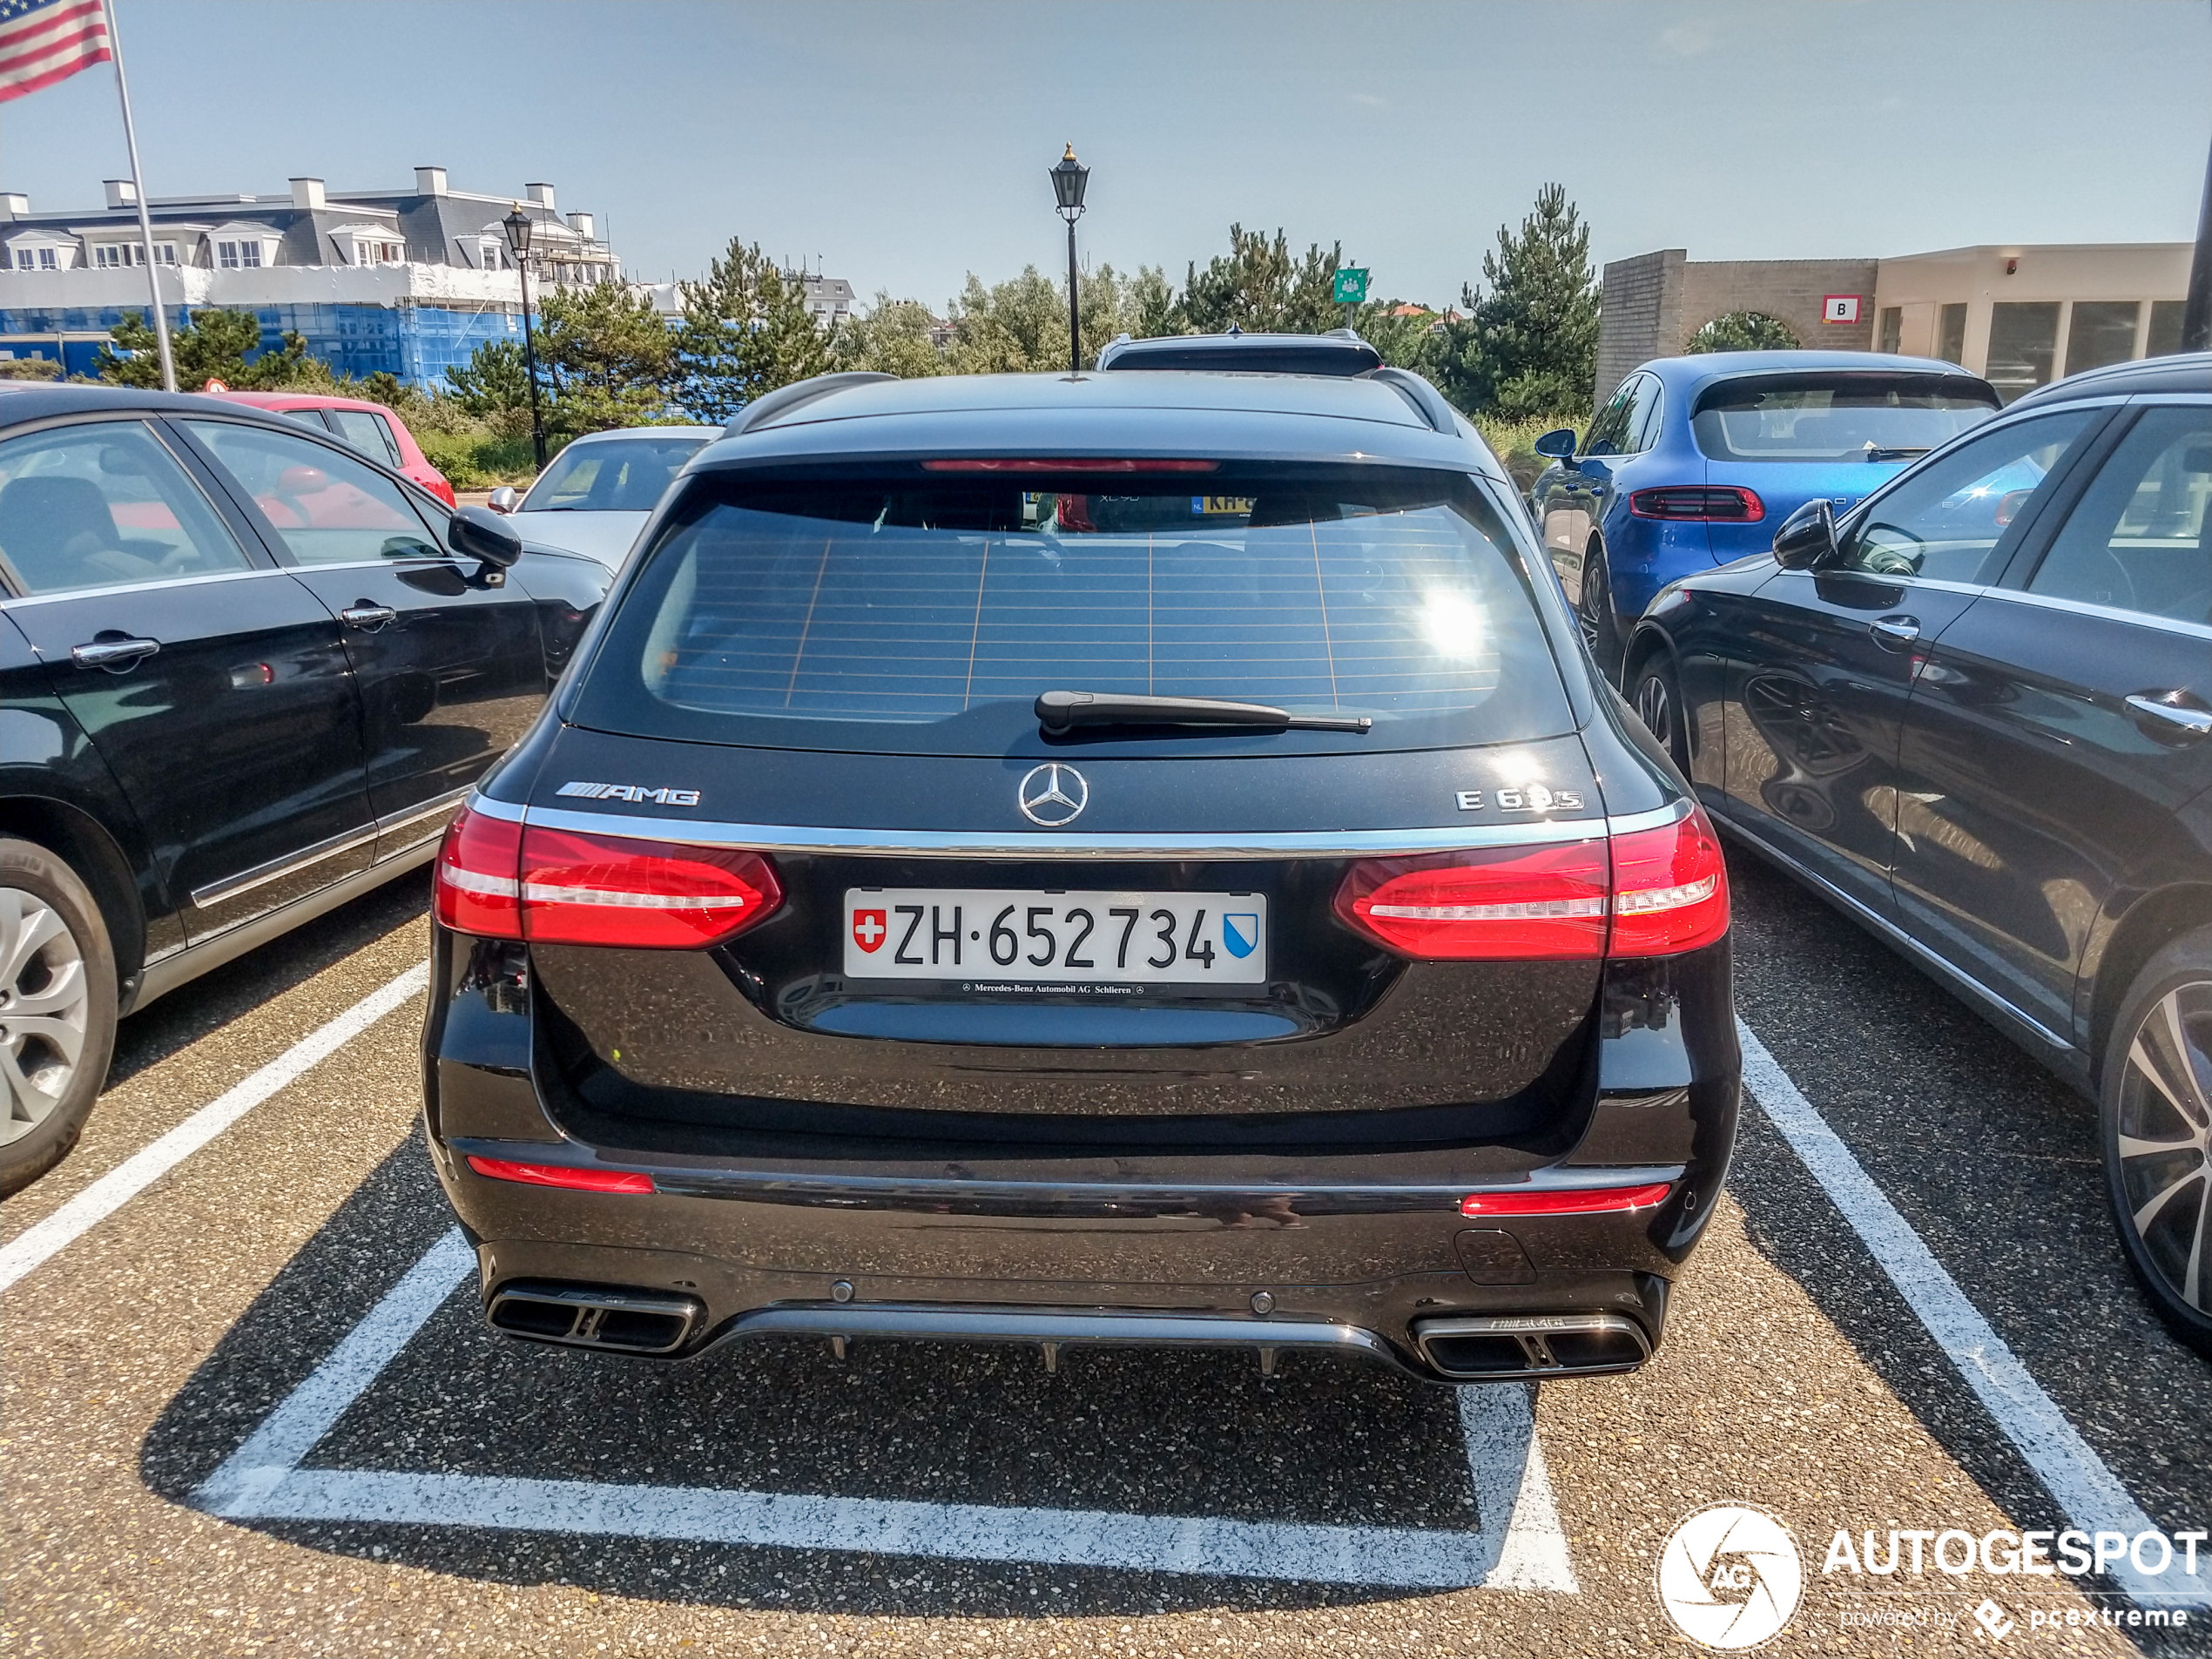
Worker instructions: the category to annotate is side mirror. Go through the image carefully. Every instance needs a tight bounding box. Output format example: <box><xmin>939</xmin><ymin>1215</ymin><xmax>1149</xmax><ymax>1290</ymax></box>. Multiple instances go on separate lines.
<box><xmin>1532</xmin><ymin>428</ymin><xmax>1578</xmax><ymax>461</ymax></box>
<box><xmin>1771</xmin><ymin>498</ymin><xmax>1838</xmax><ymax>570</ymax></box>
<box><xmin>487</xmin><ymin>485</ymin><xmax>519</xmax><ymax>514</ymax></box>
<box><xmin>448</xmin><ymin>504</ymin><xmax>523</xmax><ymax>570</ymax></box>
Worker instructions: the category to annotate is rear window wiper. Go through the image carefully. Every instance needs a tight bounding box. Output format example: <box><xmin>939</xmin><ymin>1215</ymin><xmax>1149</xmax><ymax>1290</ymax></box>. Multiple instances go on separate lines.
<box><xmin>1864</xmin><ymin>445</ymin><xmax>1932</xmax><ymax>462</ymax></box>
<box><xmin>1035</xmin><ymin>690</ymin><xmax>1371</xmax><ymax>735</ymax></box>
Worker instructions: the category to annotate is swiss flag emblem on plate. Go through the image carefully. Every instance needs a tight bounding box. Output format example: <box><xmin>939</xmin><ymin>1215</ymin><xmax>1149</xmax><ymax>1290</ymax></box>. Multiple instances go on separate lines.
<box><xmin>852</xmin><ymin>908</ymin><xmax>888</xmax><ymax>953</ymax></box>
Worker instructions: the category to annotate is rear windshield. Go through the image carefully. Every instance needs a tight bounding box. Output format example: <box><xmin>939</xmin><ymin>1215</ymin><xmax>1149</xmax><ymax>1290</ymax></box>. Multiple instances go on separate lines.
<box><xmin>567</xmin><ymin>468</ymin><xmax>1574</xmax><ymax>754</ymax></box>
<box><xmin>523</xmin><ymin>435</ymin><xmax>711</xmax><ymax>513</ymax></box>
<box><xmin>1692</xmin><ymin>374</ymin><xmax>1996</xmax><ymax>463</ymax></box>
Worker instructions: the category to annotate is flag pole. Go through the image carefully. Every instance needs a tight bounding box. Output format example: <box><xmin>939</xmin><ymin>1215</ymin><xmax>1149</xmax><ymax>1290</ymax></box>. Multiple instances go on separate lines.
<box><xmin>101</xmin><ymin>0</ymin><xmax>174</xmax><ymax>391</ymax></box>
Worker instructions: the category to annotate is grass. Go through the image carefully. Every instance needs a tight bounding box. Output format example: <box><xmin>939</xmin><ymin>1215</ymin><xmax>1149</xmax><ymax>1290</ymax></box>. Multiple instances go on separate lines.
<box><xmin>414</xmin><ymin>427</ymin><xmax>552</xmax><ymax>490</ymax></box>
<box><xmin>1472</xmin><ymin>411</ymin><xmax>1582</xmax><ymax>495</ymax></box>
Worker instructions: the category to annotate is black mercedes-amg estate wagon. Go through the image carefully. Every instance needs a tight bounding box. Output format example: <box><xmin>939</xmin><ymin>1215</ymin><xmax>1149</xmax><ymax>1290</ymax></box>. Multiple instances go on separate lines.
<box><xmin>421</xmin><ymin>358</ymin><xmax>1742</xmax><ymax>1386</ymax></box>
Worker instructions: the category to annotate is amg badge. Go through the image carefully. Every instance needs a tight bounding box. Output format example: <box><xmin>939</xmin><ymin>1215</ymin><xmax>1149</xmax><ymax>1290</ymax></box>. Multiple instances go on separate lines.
<box><xmin>556</xmin><ymin>781</ymin><xmax>703</xmax><ymax>806</ymax></box>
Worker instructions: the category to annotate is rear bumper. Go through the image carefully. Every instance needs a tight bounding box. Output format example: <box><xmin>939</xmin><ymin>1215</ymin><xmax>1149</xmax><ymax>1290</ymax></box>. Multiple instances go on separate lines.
<box><xmin>433</xmin><ymin>1141</ymin><xmax>1688</xmax><ymax>1383</ymax></box>
<box><xmin>421</xmin><ymin>928</ymin><xmax>1739</xmax><ymax>1387</ymax></box>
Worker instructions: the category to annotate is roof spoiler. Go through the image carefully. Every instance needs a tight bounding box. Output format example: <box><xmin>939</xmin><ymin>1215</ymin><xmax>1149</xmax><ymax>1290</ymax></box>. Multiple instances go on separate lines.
<box><xmin>1359</xmin><ymin>366</ymin><xmax>1459</xmax><ymax>435</ymax></box>
<box><xmin>725</xmin><ymin>371</ymin><xmax>895</xmax><ymax>436</ymax></box>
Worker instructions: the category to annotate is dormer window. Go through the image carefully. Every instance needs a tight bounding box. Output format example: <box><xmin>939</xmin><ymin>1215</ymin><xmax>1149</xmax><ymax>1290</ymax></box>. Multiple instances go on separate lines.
<box><xmin>354</xmin><ymin>239</ymin><xmax>405</xmax><ymax>266</ymax></box>
<box><xmin>217</xmin><ymin>239</ymin><xmax>263</xmax><ymax>269</ymax></box>
<box><xmin>37</xmin><ymin>247</ymin><xmax>57</xmax><ymax>270</ymax></box>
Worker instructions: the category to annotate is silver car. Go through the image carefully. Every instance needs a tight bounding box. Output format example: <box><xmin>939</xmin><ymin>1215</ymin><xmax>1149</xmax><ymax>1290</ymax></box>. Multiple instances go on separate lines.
<box><xmin>491</xmin><ymin>426</ymin><xmax>714</xmax><ymax>569</ymax></box>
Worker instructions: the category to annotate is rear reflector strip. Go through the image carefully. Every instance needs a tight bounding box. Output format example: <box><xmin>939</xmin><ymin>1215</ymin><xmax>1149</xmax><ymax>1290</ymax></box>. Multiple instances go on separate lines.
<box><xmin>1461</xmin><ymin>1181</ymin><xmax>1672</xmax><ymax>1217</ymax></box>
<box><xmin>466</xmin><ymin>1157</ymin><xmax>655</xmax><ymax>1194</ymax></box>
<box><xmin>921</xmin><ymin>457</ymin><xmax>1219</xmax><ymax>473</ymax></box>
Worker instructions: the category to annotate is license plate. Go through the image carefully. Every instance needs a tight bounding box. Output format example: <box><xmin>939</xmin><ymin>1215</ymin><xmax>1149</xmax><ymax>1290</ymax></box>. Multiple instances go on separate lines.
<box><xmin>843</xmin><ymin>888</ymin><xmax>1268</xmax><ymax>984</ymax></box>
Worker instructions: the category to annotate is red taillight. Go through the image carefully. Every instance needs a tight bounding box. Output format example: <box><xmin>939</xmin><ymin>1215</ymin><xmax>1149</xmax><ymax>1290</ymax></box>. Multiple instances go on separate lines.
<box><xmin>1334</xmin><ymin>809</ymin><xmax>1729</xmax><ymax>961</ymax></box>
<box><xmin>435</xmin><ymin>804</ymin><xmax>784</xmax><ymax>949</ymax></box>
<box><xmin>920</xmin><ymin>458</ymin><xmax>1220</xmax><ymax>473</ymax></box>
<box><xmin>1334</xmin><ymin>840</ymin><xmax>1610</xmax><ymax>961</ymax></box>
<box><xmin>1629</xmin><ymin>486</ymin><xmax>1764</xmax><ymax>522</ymax></box>
<box><xmin>466</xmin><ymin>1156</ymin><xmax>654</xmax><ymax>1194</ymax></box>
<box><xmin>520</xmin><ymin>826</ymin><xmax>782</xmax><ymax>948</ymax></box>
<box><xmin>435</xmin><ymin>805</ymin><xmax>523</xmax><ymax>937</ymax></box>
<box><xmin>1608</xmin><ymin>809</ymin><xmax>1730</xmax><ymax>956</ymax></box>
<box><xmin>1461</xmin><ymin>1181</ymin><xmax>1671</xmax><ymax>1217</ymax></box>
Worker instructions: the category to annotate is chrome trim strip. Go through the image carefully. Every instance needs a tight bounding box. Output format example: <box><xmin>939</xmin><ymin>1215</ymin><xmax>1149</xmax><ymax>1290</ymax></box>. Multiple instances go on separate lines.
<box><xmin>1712</xmin><ymin>810</ymin><xmax>2076</xmax><ymax>1052</ymax></box>
<box><xmin>190</xmin><ymin>821</ymin><xmax>381</xmax><ymax>907</ymax></box>
<box><xmin>376</xmin><ymin>786</ymin><xmax>472</xmax><ymax>838</ymax></box>
<box><xmin>189</xmin><ymin>786</ymin><xmax>473</xmax><ymax>908</ymax></box>
<box><xmin>710</xmin><ymin>1305</ymin><xmax>1399</xmax><ymax>1368</ymax></box>
<box><xmin>0</xmin><ymin>565</ymin><xmax>293</xmax><ymax>610</ymax></box>
<box><xmin>469</xmin><ymin>793</ymin><xmax>1690</xmax><ymax>859</ymax></box>
<box><xmin>1971</xmin><ymin>584</ymin><xmax>2212</xmax><ymax>643</ymax></box>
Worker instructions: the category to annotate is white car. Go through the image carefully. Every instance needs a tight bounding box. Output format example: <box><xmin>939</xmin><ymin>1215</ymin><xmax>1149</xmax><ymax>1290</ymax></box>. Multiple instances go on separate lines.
<box><xmin>490</xmin><ymin>426</ymin><xmax>715</xmax><ymax>568</ymax></box>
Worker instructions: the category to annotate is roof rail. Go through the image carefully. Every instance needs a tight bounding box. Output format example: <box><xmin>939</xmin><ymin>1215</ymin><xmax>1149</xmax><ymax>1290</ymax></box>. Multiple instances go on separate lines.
<box><xmin>1361</xmin><ymin>366</ymin><xmax>1458</xmax><ymax>435</ymax></box>
<box><xmin>725</xmin><ymin>371</ymin><xmax>895</xmax><ymax>436</ymax></box>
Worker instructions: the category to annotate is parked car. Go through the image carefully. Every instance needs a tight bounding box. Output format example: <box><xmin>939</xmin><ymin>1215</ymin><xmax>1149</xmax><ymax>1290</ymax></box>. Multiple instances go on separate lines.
<box><xmin>1620</xmin><ymin>351</ymin><xmax>2212</xmax><ymax>1352</ymax></box>
<box><xmin>422</xmin><ymin>358</ymin><xmax>1741</xmax><ymax>1386</ymax></box>
<box><xmin>206</xmin><ymin>389</ymin><xmax>457</xmax><ymax>506</ymax></box>
<box><xmin>487</xmin><ymin>426</ymin><xmax>715</xmax><ymax>569</ymax></box>
<box><xmin>0</xmin><ymin>383</ymin><xmax>609</xmax><ymax>1192</ymax></box>
<box><xmin>1529</xmin><ymin>352</ymin><xmax>2000</xmax><ymax>681</ymax></box>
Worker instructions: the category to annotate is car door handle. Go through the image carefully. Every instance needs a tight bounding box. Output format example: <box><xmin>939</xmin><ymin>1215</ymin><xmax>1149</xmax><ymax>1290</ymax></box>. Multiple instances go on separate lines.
<box><xmin>69</xmin><ymin>636</ymin><xmax>160</xmax><ymax>671</ymax></box>
<box><xmin>2125</xmin><ymin>693</ymin><xmax>2212</xmax><ymax>738</ymax></box>
<box><xmin>1869</xmin><ymin>615</ymin><xmax>1920</xmax><ymax>650</ymax></box>
<box><xmin>339</xmin><ymin>603</ymin><xmax>398</xmax><ymax>630</ymax></box>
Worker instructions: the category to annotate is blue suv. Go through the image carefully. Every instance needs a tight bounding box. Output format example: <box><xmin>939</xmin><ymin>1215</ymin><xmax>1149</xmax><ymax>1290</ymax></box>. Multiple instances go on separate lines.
<box><xmin>1528</xmin><ymin>351</ymin><xmax>2000</xmax><ymax>680</ymax></box>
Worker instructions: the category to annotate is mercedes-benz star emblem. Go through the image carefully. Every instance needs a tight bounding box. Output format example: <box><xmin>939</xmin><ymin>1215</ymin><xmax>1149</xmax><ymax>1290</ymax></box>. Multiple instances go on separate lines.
<box><xmin>1017</xmin><ymin>762</ymin><xmax>1089</xmax><ymax>826</ymax></box>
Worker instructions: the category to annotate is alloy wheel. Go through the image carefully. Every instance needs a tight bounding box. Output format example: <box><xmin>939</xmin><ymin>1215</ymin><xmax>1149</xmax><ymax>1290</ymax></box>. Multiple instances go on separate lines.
<box><xmin>1634</xmin><ymin>671</ymin><xmax>1676</xmax><ymax>752</ymax></box>
<box><xmin>0</xmin><ymin>886</ymin><xmax>89</xmax><ymax>1147</ymax></box>
<box><xmin>2114</xmin><ymin>980</ymin><xmax>2212</xmax><ymax>1314</ymax></box>
<box><xmin>1576</xmin><ymin>556</ymin><xmax>1607</xmax><ymax>656</ymax></box>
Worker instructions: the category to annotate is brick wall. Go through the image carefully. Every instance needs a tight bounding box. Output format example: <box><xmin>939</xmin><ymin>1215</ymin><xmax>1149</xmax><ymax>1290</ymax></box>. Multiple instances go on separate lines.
<box><xmin>1595</xmin><ymin>249</ymin><xmax>1683</xmax><ymax>408</ymax></box>
<box><xmin>1595</xmin><ymin>252</ymin><xmax>1882</xmax><ymax>408</ymax></box>
<box><xmin>1676</xmin><ymin>259</ymin><xmax>1879</xmax><ymax>355</ymax></box>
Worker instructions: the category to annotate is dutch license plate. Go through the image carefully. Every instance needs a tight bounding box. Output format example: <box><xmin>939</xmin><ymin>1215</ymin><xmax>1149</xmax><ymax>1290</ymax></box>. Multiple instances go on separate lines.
<box><xmin>843</xmin><ymin>889</ymin><xmax>1268</xmax><ymax>985</ymax></box>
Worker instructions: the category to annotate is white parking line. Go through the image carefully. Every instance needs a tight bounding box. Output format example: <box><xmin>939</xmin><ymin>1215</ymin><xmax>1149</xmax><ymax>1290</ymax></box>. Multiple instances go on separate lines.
<box><xmin>1739</xmin><ymin>1020</ymin><xmax>2209</xmax><ymax>1608</ymax></box>
<box><xmin>194</xmin><ymin>1226</ymin><xmax>1578</xmax><ymax>1592</ymax></box>
<box><xmin>0</xmin><ymin>961</ymin><xmax>429</xmax><ymax>1295</ymax></box>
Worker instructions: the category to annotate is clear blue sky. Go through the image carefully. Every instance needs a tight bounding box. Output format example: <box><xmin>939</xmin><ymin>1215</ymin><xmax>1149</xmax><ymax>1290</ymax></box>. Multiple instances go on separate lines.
<box><xmin>3</xmin><ymin>0</ymin><xmax>2208</xmax><ymax>310</ymax></box>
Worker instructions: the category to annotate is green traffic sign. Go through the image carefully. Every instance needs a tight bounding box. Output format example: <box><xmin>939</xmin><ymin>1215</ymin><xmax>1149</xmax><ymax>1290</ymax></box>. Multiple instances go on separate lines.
<box><xmin>1332</xmin><ymin>267</ymin><xmax>1369</xmax><ymax>305</ymax></box>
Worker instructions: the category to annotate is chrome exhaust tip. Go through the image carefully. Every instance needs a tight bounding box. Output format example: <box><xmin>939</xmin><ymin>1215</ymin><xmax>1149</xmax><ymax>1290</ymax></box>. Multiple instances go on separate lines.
<box><xmin>1413</xmin><ymin>1312</ymin><xmax>1651</xmax><ymax>1380</ymax></box>
<box><xmin>487</xmin><ymin>1282</ymin><xmax>703</xmax><ymax>1355</ymax></box>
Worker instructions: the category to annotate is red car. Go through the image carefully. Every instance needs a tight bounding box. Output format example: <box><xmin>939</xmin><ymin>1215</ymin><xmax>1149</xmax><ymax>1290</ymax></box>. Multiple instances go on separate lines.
<box><xmin>203</xmin><ymin>389</ymin><xmax>456</xmax><ymax>505</ymax></box>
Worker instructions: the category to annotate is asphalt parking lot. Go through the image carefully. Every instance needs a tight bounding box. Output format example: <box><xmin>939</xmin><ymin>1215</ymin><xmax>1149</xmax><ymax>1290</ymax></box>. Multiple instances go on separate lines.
<box><xmin>4</xmin><ymin>848</ymin><xmax>2209</xmax><ymax>1657</ymax></box>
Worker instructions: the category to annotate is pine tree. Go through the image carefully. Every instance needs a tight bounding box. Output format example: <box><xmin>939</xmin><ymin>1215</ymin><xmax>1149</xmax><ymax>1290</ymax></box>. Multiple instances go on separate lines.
<box><xmin>1429</xmin><ymin>185</ymin><xmax>1601</xmax><ymax>420</ymax></box>
<box><xmin>1176</xmin><ymin>226</ymin><xmax>1345</xmax><ymax>335</ymax></box>
<box><xmin>674</xmin><ymin>237</ymin><xmax>832</xmax><ymax>422</ymax></box>
<box><xmin>98</xmin><ymin>307</ymin><xmax>310</xmax><ymax>391</ymax></box>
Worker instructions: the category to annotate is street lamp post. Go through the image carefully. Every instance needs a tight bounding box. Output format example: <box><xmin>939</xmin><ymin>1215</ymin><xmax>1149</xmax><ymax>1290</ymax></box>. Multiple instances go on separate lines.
<box><xmin>1049</xmin><ymin>145</ymin><xmax>1089</xmax><ymax>376</ymax></box>
<box><xmin>503</xmin><ymin>204</ymin><xmax>548</xmax><ymax>470</ymax></box>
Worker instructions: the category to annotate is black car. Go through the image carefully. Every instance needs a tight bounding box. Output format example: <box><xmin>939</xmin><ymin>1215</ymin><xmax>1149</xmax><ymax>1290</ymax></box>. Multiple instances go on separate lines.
<box><xmin>422</xmin><ymin>360</ymin><xmax>1741</xmax><ymax>1386</ymax></box>
<box><xmin>1621</xmin><ymin>351</ymin><xmax>2212</xmax><ymax>1353</ymax></box>
<box><xmin>0</xmin><ymin>384</ymin><xmax>608</xmax><ymax>1191</ymax></box>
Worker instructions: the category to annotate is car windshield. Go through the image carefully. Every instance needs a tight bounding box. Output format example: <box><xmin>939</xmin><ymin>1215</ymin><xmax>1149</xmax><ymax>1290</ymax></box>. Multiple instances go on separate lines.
<box><xmin>569</xmin><ymin>469</ymin><xmax>1574</xmax><ymax>755</ymax></box>
<box><xmin>1692</xmin><ymin>375</ymin><xmax>1997</xmax><ymax>462</ymax></box>
<box><xmin>523</xmin><ymin>434</ymin><xmax>711</xmax><ymax>512</ymax></box>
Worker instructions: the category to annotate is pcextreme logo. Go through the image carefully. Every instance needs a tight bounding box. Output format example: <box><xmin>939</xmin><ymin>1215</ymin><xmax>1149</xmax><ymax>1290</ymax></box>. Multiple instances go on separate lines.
<box><xmin>1656</xmin><ymin>1504</ymin><xmax>1806</xmax><ymax>1650</ymax></box>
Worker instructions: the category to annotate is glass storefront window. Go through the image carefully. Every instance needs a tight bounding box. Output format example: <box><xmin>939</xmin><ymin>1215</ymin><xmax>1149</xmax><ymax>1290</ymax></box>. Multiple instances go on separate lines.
<box><xmin>1937</xmin><ymin>303</ymin><xmax>1968</xmax><ymax>367</ymax></box>
<box><xmin>2147</xmin><ymin>300</ymin><xmax>2186</xmax><ymax>359</ymax></box>
<box><xmin>2064</xmin><ymin>300</ymin><xmax>2141</xmax><ymax>375</ymax></box>
<box><xmin>1985</xmin><ymin>302</ymin><xmax>2061</xmax><ymax>402</ymax></box>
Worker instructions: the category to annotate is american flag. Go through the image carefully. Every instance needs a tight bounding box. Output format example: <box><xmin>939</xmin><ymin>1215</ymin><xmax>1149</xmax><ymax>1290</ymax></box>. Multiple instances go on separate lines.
<box><xmin>0</xmin><ymin>0</ymin><xmax>111</xmax><ymax>104</ymax></box>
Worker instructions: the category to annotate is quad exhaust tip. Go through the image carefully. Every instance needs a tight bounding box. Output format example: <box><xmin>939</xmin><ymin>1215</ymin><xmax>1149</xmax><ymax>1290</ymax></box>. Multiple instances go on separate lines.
<box><xmin>1413</xmin><ymin>1312</ymin><xmax>1651</xmax><ymax>1380</ymax></box>
<box><xmin>488</xmin><ymin>1282</ymin><xmax>703</xmax><ymax>1355</ymax></box>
